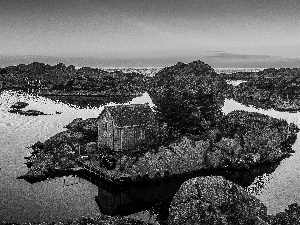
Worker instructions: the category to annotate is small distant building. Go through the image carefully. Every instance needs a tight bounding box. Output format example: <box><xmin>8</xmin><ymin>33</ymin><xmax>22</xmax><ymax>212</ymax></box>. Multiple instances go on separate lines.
<box><xmin>97</xmin><ymin>103</ymin><xmax>157</xmax><ymax>151</ymax></box>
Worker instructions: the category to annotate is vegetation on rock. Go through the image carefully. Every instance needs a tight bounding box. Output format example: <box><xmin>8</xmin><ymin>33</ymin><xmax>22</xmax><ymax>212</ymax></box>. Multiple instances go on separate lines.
<box><xmin>149</xmin><ymin>61</ymin><xmax>226</xmax><ymax>136</ymax></box>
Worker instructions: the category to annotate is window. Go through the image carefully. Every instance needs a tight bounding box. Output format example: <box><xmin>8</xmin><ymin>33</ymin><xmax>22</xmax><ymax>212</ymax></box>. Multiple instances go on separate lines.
<box><xmin>104</xmin><ymin>122</ymin><xmax>108</xmax><ymax>131</ymax></box>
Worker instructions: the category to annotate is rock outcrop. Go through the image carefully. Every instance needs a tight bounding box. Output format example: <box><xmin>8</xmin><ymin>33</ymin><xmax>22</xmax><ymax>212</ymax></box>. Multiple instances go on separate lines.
<box><xmin>10</xmin><ymin>102</ymin><xmax>29</xmax><ymax>109</ymax></box>
<box><xmin>169</xmin><ymin>176</ymin><xmax>300</xmax><ymax>225</ymax></box>
<box><xmin>8</xmin><ymin>109</ymin><xmax>47</xmax><ymax>116</ymax></box>
<box><xmin>220</xmin><ymin>110</ymin><xmax>298</xmax><ymax>166</ymax></box>
<box><xmin>20</xmin><ymin>118</ymin><xmax>99</xmax><ymax>182</ymax></box>
<box><xmin>168</xmin><ymin>176</ymin><xmax>269</xmax><ymax>224</ymax></box>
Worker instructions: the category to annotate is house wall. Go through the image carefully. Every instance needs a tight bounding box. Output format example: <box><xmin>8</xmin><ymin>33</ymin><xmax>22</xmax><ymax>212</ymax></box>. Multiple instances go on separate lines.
<box><xmin>98</xmin><ymin>110</ymin><xmax>158</xmax><ymax>151</ymax></box>
<box><xmin>113</xmin><ymin>128</ymin><xmax>121</xmax><ymax>150</ymax></box>
<box><xmin>121</xmin><ymin>127</ymin><xmax>144</xmax><ymax>150</ymax></box>
<box><xmin>104</xmin><ymin>125</ymin><xmax>148</xmax><ymax>151</ymax></box>
<box><xmin>98</xmin><ymin>110</ymin><xmax>115</xmax><ymax>150</ymax></box>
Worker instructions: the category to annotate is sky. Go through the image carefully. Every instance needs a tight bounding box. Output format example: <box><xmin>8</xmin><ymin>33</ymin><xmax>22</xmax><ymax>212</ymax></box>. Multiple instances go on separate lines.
<box><xmin>0</xmin><ymin>0</ymin><xmax>300</xmax><ymax>67</ymax></box>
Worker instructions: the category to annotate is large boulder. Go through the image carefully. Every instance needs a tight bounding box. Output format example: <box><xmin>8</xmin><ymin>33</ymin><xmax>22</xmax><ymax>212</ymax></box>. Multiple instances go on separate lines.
<box><xmin>168</xmin><ymin>176</ymin><xmax>268</xmax><ymax>225</ymax></box>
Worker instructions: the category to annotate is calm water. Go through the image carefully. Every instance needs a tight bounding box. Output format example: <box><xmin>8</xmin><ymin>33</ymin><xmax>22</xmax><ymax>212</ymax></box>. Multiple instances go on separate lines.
<box><xmin>0</xmin><ymin>89</ymin><xmax>299</xmax><ymax>222</ymax></box>
<box><xmin>0</xmin><ymin>90</ymin><xmax>155</xmax><ymax>223</ymax></box>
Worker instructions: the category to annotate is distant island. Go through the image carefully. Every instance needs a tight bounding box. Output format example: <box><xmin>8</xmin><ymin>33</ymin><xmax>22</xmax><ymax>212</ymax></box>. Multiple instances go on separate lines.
<box><xmin>0</xmin><ymin>62</ymin><xmax>159</xmax><ymax>98</ymax></box>
<box><xmin>221</xmin><ymin>68</ymin><xmax>300</xmax><ymax>111</ymax></box>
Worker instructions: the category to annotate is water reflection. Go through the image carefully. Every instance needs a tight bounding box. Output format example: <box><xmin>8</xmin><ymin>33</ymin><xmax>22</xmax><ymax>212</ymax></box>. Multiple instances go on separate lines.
<box><xmin>76</xmin><ymin>159</ymin><xmax>281</xmax><ymax>221</ymax></box>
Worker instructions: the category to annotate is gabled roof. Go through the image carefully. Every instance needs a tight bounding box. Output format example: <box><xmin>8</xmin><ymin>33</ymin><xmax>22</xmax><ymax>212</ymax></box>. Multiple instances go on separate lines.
<box><xmin>100</xmin><ymin>103</ymin><xmax>156</xmax><ymax>128</ymax></box>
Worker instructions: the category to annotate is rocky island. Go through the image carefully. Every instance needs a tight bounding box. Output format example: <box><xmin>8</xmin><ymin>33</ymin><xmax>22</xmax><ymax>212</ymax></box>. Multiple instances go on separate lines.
<box><xmin>7</xmin><ymin>60</ymin><xmax>300</xmax><ymax>225</ymax></box>
<box><xmin>19</xmin><ymin>61</ymin><xmax>299</xmax><ymax>184</ymax></box>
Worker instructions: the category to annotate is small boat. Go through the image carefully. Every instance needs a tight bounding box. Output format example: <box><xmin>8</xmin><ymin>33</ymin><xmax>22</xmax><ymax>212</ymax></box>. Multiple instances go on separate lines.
<box><xmin>54</xmin><ymin>166</ymin><xmax>62</xmax><ymax>171</ymax></box>
<box><xmin>72</xmin><ymin>167</ymin><xmax>85</xmax><ymax>172</ymax></box>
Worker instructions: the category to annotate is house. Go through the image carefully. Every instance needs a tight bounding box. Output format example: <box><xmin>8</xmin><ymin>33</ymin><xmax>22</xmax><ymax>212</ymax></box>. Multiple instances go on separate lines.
<box><xmin>97</xmin><ymin>103</ymin><xmax>157</xmax><ymax>151</ymax></box>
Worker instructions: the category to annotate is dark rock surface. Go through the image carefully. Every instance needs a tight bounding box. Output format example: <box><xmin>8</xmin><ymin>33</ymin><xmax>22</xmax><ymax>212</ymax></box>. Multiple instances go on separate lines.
<box><xmin>9</xmin><ymin>102</ymin><xmax>48</xmax><ymax>116</ymax></box>
<box><xmin>9</xmin><ymin>109</ymin><xmax>47</xmax><ymax>116</ymax></box>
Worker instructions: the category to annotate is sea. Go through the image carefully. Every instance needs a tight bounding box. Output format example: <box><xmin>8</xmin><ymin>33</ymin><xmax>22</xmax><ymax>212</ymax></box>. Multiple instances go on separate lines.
<box><xmin>1</xmin><ymin>74</ymin><xmax>300</xmax><ymax>222</ymax></box>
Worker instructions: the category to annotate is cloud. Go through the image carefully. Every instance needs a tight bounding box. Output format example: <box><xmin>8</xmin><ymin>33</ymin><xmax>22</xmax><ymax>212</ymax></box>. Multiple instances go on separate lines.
<box><xmin>205</xmin><ymin>51</ymin><xmax>226</xmax><ymax>53</ymax></box>
<box><xmin>211</xmin><ymin>53</ymin><xmax>281</xmax><ymax>60</ymax></box>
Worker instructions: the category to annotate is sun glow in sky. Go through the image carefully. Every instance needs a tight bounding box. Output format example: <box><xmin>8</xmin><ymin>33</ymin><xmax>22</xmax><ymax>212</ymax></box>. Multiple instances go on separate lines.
<box><xmin>0</xmin><ymin>0</ymin><xmax>299</xmax><ymax>67</ymax></box>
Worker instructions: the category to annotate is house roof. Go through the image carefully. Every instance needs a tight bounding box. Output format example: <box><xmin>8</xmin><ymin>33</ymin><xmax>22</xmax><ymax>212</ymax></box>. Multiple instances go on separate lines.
<box><xmin>102</xmin><ymin>103</ymin><xmax>156</xmax><ymax>128</ymax></box>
